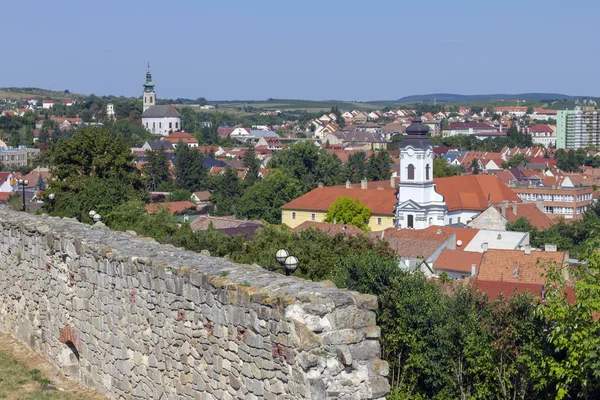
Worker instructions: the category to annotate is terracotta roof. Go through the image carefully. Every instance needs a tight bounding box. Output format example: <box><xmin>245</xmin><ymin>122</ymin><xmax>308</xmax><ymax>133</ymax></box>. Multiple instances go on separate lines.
<box><xmin>292</xmin><ymin>221</ymin><xmax>364</xmax><ymax>237</ymax></box>
<box><xmin>282</xmin><ymin>186</ymin><xmax>396</xmax><ymax>215</ymax></box>
<box><xmin>478</xmin><ymin>249</ymin><xmax>567</xmax><ymax>285</ymax></box>
<box><xmin>496</xmin><ymin>203</ymin><xmax>555</xmax><ymax>229</ymax></box>
<box><xmin>434</xmin><ymin>175</ymin><xmax>522</xmax><ymax>211</ymax></box>
<box><xmin>434</xmin><ymin>249</ymin><xmax>483</xmax><ymax>273</ymax></box>
<box><xmin>192</xmin><ymin>191</ymin><xmax>211</xmax><ymax>201</ymax></box>
<box><xmin>0</xmin><ymin>192</ymin><xmax>12</xmax><ymax>202</ymax></box>
<box><xmin>370</xmin><ymin>228</ymin><xmax>453</xmax><ymax>258</ymax></box>
<box><xmin>473</xmin><ymin>280</ymin><xmax>544</xmax><ymax>301</ymax></box>
<box><xmin>163</xmin><ymin>131</ymin><xmax>198</xmax><ymax>144</ymax></box>
<box><xmin>530</xmin><ymin>124</ymin><xmax>554</xmax><ymax>133</ymax></box>
<box><xmin>423</xmin><ymin>226</ymin><xmax>479</xmax><ymax>249</ymax></box>
<box><xmin>494</xmin><ymin>170</ymin><xmax>516</xmax><ymax>184</ymax></box>
<box><xmin>146</xmin><ymin>201</ymin><xmax>197</xmax><ymax>215</ymax></box>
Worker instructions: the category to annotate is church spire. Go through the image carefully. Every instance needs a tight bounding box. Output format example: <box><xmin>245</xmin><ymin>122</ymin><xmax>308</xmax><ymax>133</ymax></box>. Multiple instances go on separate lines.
<box><xmin>144</xmin><ymin>62</ymin><xmax>155</xmax><ymax>93</ymax></box>
<box><xmin>142</xmin><ymin>62</ymin><xmax>156</xmax><ymax>112</ymax></box>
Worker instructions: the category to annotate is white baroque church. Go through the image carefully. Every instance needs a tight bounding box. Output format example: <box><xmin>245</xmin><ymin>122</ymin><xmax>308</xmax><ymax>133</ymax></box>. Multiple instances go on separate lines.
<box><xmin>141</xmin><ymin>65</ymin><xmax>182</xmax><ymax>136</ymax></box>
<box><xmin>394</xmin><ymin>116</ymin><xmax>447</xmax><ymax>229</ymax></box>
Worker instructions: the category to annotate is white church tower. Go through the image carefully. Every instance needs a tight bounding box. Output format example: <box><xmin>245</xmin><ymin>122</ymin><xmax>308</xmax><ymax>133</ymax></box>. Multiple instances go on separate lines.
<box><xmin>394</xmin><ymin>116</ymin><xmax>446</xmax><ymax>229</ymax></box>
<box><xmin>143</xmin><ymin>63</ymin><xmax>156</xmax><ymax>112</ymax></box>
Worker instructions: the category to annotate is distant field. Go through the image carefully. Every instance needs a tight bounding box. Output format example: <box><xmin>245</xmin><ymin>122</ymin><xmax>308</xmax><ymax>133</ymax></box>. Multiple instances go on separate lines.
<box><xmin>214</xmin><ymin>99</ymin><xmax>387</xmax><ymax>112</ymax></box>
<box><xmin>0</xmin><ymin>87</ymin><xmax>81</xmax><ymax>100</ymax></box>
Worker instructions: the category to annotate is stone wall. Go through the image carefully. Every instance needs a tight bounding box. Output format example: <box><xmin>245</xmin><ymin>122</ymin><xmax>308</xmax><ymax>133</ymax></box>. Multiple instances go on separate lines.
<box><xmin>0</xmin><ymin>207</ymin><xmax>389</xmax><ymax>399</ymax></box>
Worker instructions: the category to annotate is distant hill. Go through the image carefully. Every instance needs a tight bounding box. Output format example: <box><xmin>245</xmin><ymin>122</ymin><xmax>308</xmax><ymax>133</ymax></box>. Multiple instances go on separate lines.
<box><xmin>394</xmin><ymin>93</ymin><xmax>585</xmax><ymax>103</ymax></box>
<box><xmin>0</xmin><ymin>87</ymin><xmax>83</xmax><ymax>101</ymax></box>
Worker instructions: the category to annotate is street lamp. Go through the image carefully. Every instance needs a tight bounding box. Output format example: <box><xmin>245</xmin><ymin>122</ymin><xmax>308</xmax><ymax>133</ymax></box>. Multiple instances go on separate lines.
<box><xmin>275</xmin><ymin>248</ymin><xmax>299</xmax><ymax>276</ymax></box>
<box><xmin>47</xmin><ymin>193</ymin><xmax>55</xmax><ymax>213</ymax></box>
<box><xmin>89</xmin><ymin>210</ymin><xmax>102</xmax><ymax>223</ymax></box>
<box><xmin>17</xmin><ymin>179</ymin><xmax>29</xmax><ymax>212</ymax></box>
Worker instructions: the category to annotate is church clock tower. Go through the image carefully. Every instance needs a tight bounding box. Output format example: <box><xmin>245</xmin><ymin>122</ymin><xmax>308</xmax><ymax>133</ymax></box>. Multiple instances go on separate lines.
<box><xmin>394</xmin><ymin>116</ymin><xmax>446</xmax><ymax>229</ymax></box>
<box><xmin>143</xmin><ymin>63</ymin><xmax>156</xmax><ymax>112</ymax></box>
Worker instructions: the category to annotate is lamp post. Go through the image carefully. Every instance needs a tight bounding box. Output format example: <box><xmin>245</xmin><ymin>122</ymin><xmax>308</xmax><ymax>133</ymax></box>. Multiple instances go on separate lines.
<box><xmin>17</xmin><ymin>179</ymin><xmax>29</xmax><ymax>212</ymax></box>
<box><xmin>47</xmin><ymin>193</ymin><xmax>55</xmax><ymax>213</ymax></box>
<box><xmin>89</xmin><ymin>210</ymin><xmax>102</xmax><ymax>224</ymax></box>
<box><xmin>275</xmin><ymin>248</ymin><xmax>299</xmax><ymax>276</ymax></box>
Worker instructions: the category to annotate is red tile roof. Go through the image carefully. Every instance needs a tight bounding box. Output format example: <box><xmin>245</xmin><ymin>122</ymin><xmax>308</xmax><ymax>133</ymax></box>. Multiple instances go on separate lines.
<box><xmin>434</xmin><ymin>175</ymin><xmax>522</xmax><ymax>211</ymax></box>
<box><xmin>478</xmin><ymin>249</ymin><xmax>567</xmax><ymax>285</ymax></box>
<box><xmin>146</xmin><ymin>201</ymin><xmax>197</xmax><ymax>215</ymax></box>
<box><xmin>163</xmin><ymin>131</ymin><xmax>198</xmax><ymax>144</ymax></box>
<box><xmin>434</xmin><ymin>249</ymin><xmax>483</xmax><ymax>273</ymax></box>
<box><xmin>282</xmin><ymin>186</ymin><xmax>397</xmax><ymax>215</ymax></box>
<box><xmin>423</xmin><ymin>226</ymin><xmax>479</xmax><ymax>249</ymax></box>
<box><xmin>496</xmin><ymin>203</ymin><xmax>555</xmax><ymax>230</ymax></box>
<box><xmin>530</xmin><ymin>124</ymin><xmax>554</xmax><ymax>133</ymax></box>
<box><xmin>370</xmin><ymin>228</ymin><xmax>453</xmax><ymax>258</ymax></box>
<box><xmin>473</xmin><ymin>280</ymin><xmax>545</xmax><ymax>302</ymax></box>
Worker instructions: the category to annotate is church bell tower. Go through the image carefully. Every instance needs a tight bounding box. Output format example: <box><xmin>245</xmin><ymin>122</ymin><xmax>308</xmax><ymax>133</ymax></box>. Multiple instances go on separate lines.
<box><xmin>143</xmin><ymin>63</ymin><xmax>156</xmax><ymax>112</ymax></box>
<box><xmin>394</xmin><ymin>116</ymin><xmax>446</xmax><ymax>229</ymax></box>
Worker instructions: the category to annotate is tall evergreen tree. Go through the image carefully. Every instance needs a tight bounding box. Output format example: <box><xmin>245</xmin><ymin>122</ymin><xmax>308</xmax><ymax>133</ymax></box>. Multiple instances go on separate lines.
<box><xmin>174</xmin><ymin>141</ymin><xmax>207</xmax><ymax>191</ymax></box>
<box><xmin>242</xmin><ymin>146</ymin><xmax>261</xmax><ymax>186</ymax></box>
<box><xmin>344</xmin><ymin>152</ymin><xmax>368</xmax><ymax>183</ymax></box>
<box><xmin>143</xmin><ymin>146</ymin><xmax>172</xmax><ymax>191</ymax></box>
<box><xmin>367</xmin><ymin>150</ymin><xmax>393</xmax><ymax>181</ymax></box>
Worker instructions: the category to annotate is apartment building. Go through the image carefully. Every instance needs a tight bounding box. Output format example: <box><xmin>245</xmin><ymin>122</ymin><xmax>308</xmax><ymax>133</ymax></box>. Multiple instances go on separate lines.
<box><xmin>556</xmin><ymin>99</ymin><xmax>600</xmax><ymax>149</ymax></box>
<box><xmin>510</xmin><ymin>184</ymin><xmax>593</xmax><ymax>220</ymax></box>
<box><xmin>0</xmin><ymin>146</ymin><xmax>40</xmax><ymax>169</ymax></box>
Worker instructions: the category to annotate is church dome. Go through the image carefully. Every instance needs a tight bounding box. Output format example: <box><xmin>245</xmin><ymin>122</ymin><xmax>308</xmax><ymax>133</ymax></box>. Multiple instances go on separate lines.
<box><xmin>405</xmin><ymin>116</ymin><xmax>429</xmax><ymax>135</ymax></box>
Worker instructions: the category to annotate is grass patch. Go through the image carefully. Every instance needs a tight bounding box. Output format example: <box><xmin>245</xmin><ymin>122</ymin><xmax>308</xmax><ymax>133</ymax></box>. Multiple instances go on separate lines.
<box><xmin>0</xmin><ymin>350</ymin><xmax>81</xmax><ymax>399</ymax></box>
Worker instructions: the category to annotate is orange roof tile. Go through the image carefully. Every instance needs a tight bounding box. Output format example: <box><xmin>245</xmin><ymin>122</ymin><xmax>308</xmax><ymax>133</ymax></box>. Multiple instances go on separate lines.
<box><xmin>434</xmin><ymin>175</ymin><xmax>522</xmax><ymax>211</ymax></box>
<box><xmin>146</xmin><ymin>201</ymin><xmax>197</xmax><ymax>215</ymax></box>
<box><xmin>282</xmin><ymin>186</ymin><xmax>397</xmax><ymax>215</ymax></box>
<box><xmin>497</xmin><ymin>203</ymin><xmax>555</xmax><ymax>229</ymax></box>
<box><xmin>473</xmin><ymin>280</ymin><xmax>545</xmax><ymax>301</ymax></box>
<box><xmin>434</xmin><ymin>249</ymin><xmax>483</xmax><ymax>273</ymax></box>
<box><xmin>478</xmin><ymin>249</ymin><xmax>567</xmax><ymax>285</ymax></box>
<box><xmin>370</xmin><ymin>228</ymin><xmax>453</xmax><ymax>258</ymax></box>
<box><xmin>424</xmin><ymin>226</ymin><xmax>479</xmax><ymax>249</ymax></box>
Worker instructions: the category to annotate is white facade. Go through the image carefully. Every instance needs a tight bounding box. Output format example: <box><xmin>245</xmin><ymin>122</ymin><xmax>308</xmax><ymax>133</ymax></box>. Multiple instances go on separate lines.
<box><xmin>395</xmin><ymin>117</ymin><xmax>447</xmax><ymax>230</ymax></box>
<box><xmin>143</xmin><ymin>91</ymin><xmax>156</xmax><ymax>112</ymax></box>
<box><xmin>106</xmin><ymin>103</ymin><xmax>115</xmax><ymax>118</ymax></box>
<box><xmin>42</xmin><ymin>101</ymin><xmax>54</xmax><ymax>109</ymax></box>
<box><xmin>143</xmin><ymin>117</ymin><xmax>181</xmax><ymax>137</ymax></box>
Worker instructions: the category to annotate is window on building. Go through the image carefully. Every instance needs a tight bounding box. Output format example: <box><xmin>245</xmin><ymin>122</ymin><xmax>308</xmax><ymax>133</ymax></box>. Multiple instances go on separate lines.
<box><xmin>292</xmin><ymin>212</ymin><xmax>296</xmax><ymax>220</ymax></box>
<box><xmin>407</xmin><ymin>164</ymin><xmax>415</xmax><ymax>180</ymax></box>
<box><xmin>407</xmin><ymin>215</ymin><xmax>414</xmax><ymax>228</ymax></box>
<box><xmin>176</xmin><ymin>122</ymin><xmax>179</xmax><ymax>129</ymax></box>
<box><xmin>449</xmin><ymin>218</ymin><xmax>453</xmax><ymax>224</ymax></box>
<box><xmin>425</xmin><ymin>164</ymin><xmax>430</xmax><ymax>180</ymax></box>
<box><xmin>458</xmin><ymin>217</ymin><xmax>461</xmax><ymax>224</ymax></box>
<box><xmin>145</xmin><ymin>122</ymin><xmax>148</xmax><ymax>128</ymax></box>
<box><xmin>153</xmin><ymin>122</ymin><xmax>155</xmax><ymax>129</ymax></box>
<box><xmin>169</xmin><ymin>122</ymin><xmax>172</xmax><ymax>129</ymax></box>
<box><xmin>159</xmin><ymin>122</ymin><xmax>162</xmax><ymax>129</ymax></box>
<box><xmin>311</xmin><ymin>213</ymin><xmax>316</xmax><ymax>221</ymax></box>
<box><xmin>377</xmin><ymin>217</ymin><xmax>382</xmax><ymax>225</ymax></box>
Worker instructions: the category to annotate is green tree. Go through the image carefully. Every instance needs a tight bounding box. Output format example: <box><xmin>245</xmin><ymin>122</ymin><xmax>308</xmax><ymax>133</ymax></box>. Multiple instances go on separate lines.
<box><xmin>344</xmin><ymin>152</ymin><xmax>368</xmax><ymax>183</ymax></box>
<box><xmin>433</xmin><ymin>157</ymin><xmax>466</xmax><ymax>178</ymax></box>
<box><xmin>209</xmin><ymin>167</ymin><xmax>241</xmax><ymax>216</ymax></box>
<box><xmin>168</xmin><ymin>189</ymin><xmax>192</xmax><ymax>202</ymax></box>
<box><xmin>502</xmin><ymin>153</ymin><xmax>530</xmax><ymax>169</ymax></box>
<box><xmin>242</xmin><ymin>145</ymin><xmax>261</xmax><ymax>186</ymax></box>
<box><xmin>174</xmin><ymin>142</ymin><xmax>207</xmax><ymax>191</ymax></box>
<box><xmin>506</xmin><ymin>216</ymin><xmax>534</xmax><ymax>232</ymax></box>
<box><xmin>236</xmin><ymin>170</ymin><xmax>302</xmax><ymax>224</ymax></box>
<box><xmin>324</xmin><ymin>196</ymin><xmax>371</xmax><ymax>231</ymax></box>
<box><xmin>471</xmin><ymin>158</ymin><xmax>481</xmax><ymax>174</ymax></box>
<box><xmin>537</xmin><ymin>241</ymin><xmax>600</xmax><ymax>399</ymax></box>
<box><xmin>367</xmin><ymin>150</ymin><xmax>393</xmax><ymax>181</ymax></box>
<box><xmin>45</xmin><ymin>127</ymin><xmax>145</xmax><ymax>222</ymax></box>
<box><xmin>143</xmin><ymin>147</ymin><xmax>172</xmax><ymax>191</ymax></box>
<box><xmin>526</xmin><ymin>106</ymin><xmax>535</xmax><ymax>115</ymax></box>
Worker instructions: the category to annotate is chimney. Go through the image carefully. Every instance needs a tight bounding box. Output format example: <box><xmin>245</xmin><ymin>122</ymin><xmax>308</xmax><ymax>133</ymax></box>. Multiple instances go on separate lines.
<box><xmin>512</xmin><ymin>200</ymin><xmax>518</xmax><ymax>215</ymax></box>
<box><xmin>471</xmin><ymin>264</ymin><xmax>477</xmax><ymax>277</ymax></box>
<box><xmin>390</xmin><ymin>175</ymin><xmax>396</xmax><ymax>189</ymax></box>
<box><xmin>513</xmin><ymin>265</ymin><xmax>519</xmax><ymax>279</ymax></box>
<box><xmin>482</xmin><ymin>242</ymin><xmax>489</xmax><ymax>252</ymax></box>
<box><xmin>436</xmin><ymin>228</ymin><xmax>442</xmax><ymax>234</ymax></box>
<box><xmin>361</xmin><ymin>178</ymin><xmax>368</xmax><ymax>190</ymax></box>
<box><xmin>536</xmin><ymin>198</ymin><xmax>544</xmax><ymax>211</ymax></box>
<box><xmin>318</xmin><ymin>182</ymin><xmax>324</xmax><ymax>188</ymax></box>
<box><xmin>524</xmin><ymin>244</ymin><xmax>531</xmax><ymax>255</ymax></box>
<box><xmin>501</xmin><ymin>200</ymin><xmax>508</xmax><ymax>217</ymax></box>
<box><xmin>346</xmin><ymin>180</ymin><xmax>351</xmax><ymax>189</ymax></box>
<box><xmin>545</xmin><ymin>243</ymin><xmax>557</xmax><ymax>252</ymax></box>
<box><xmin>380</xmin><ymin>230</ymin><xmax>385</xmax><ymax>240</ymax></box>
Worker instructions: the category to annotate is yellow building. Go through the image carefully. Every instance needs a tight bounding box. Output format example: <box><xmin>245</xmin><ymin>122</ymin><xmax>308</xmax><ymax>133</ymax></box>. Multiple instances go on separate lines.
<box><xmin>281</xmin><ymin>181</ymin><xmax>397</xmax><ymax>231</ymax></box>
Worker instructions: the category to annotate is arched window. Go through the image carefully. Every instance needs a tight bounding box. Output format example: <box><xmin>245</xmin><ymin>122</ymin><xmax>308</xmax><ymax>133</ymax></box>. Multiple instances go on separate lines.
<box><xmin>407</xmin><ymin>164</ymin><xmax>415</xmax><ymax>180</ymax></box>
<box><xmin>425</xmin><ymin>164</ymin><xmax>430</xmax><ymax>180</ymax></box>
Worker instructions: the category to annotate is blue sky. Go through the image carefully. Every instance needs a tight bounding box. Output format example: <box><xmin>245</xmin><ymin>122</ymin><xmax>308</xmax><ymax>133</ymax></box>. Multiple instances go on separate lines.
<box><xmin>1</xmin><ymin>0</ymin><xmax>598</xmax><ymax>100</ymax></box>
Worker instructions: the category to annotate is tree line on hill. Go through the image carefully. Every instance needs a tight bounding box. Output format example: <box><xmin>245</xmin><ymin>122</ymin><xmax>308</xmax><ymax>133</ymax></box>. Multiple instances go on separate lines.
<box><xmin>27</xmin><ymin>126</ymin><xmax>600</xmax><ymax>399</ymax></box>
